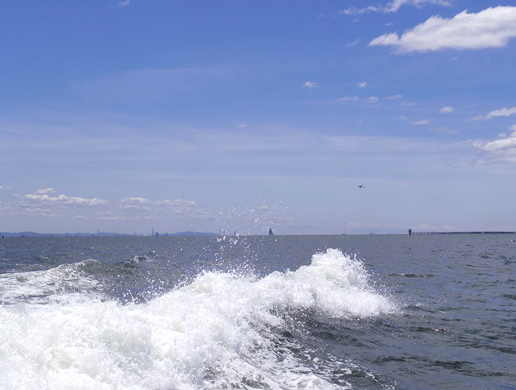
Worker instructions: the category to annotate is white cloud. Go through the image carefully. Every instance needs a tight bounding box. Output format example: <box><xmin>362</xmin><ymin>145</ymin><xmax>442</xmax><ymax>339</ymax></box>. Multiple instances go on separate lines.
<box><xmin>118</xmin><ymin>197</ymin><xmax>199</xmax><ymax>215</ymax></box>
<box><xmin>303</xmin><ymin>81</ymin><xmax>318</xmax><ymax>89</ymax></box>
<box><xmin>118</xmin><ymin>197</ymin><xmax>152</xmax><ymax>209</ymax></box>
<box><xmin>473</xmin><ymin>106</ymin><xmax>516</xmax><ymax>120</ymax></box>
<box><xmin>387</xmin><ymin>94</ymin><xmax>403</xmax><ymax>100</ymax></box>
<box><xmin>35</xmin><ymin>188</ymin><xmax>57</xmax><ymax>195</ymax></box>
<box><xmin>369</xmin><ymin>6</ymin><xmax>516</xmax><ymax>53</ymax></box>
<box><xmin>474</xmin><ymin>131</ymin><xmax>516</xmax><ymax>163</ymax></box>
<box><xmin>16</xmin><ymin>191</ymin><xmax>108</xmax><ymax>220</ymax></box>
<box><xmin>358</xmin><ymin>82</ymin><xmax>367</xmax><ymax>88</ymax></box>
<box><xmin>439</xmin><ymin>106</ymin><xmax>454</xmax><ymax>113</ymax></box>
<box><xmin>411</xmin><ymin>119</ymin><xmax>430</xmax><ymax>125</ymax></box>
<box><xmin>347</xmin><ymin>39</ymin><xmax>360</xmax><ymax>47</ymax></box>
<box><xmin>340</xmin><ymin>6</ymin><xmax>381</xmax><ymax>15</ymax></box>
<box><xmin>117</xmin><ymin>1</ymin><xmax>130</xmax><ymax>7</ymax></box>
<box><xmin>368</xmin><ymin>96</ymin><xmax>379</xmax><ymax>103</ymax></box>
<box><xmin>11</xmin><ymin>190</ymin><xmax>205</xmax><ymax>224</ymax></box>
<box><xmin>153</xmin><ymin>199</ymin><xmax>198</xmax><ymax>214</ymax></box>
<box><xmin>385</xmin><ymin>0</ymin><xmax>451</xmax><ymax>12</ymax></box>
<box><xmin>340</xmin><ymin>0</ymin><xmax>450</xmax><ymax>15</ymax></box>
<box><xmin>21</xmin><ymin>192</ymin><xmax>107</xmax><ymax>207</ymax></box>
<box><xmin>336</xmin><ymin>96</ymin><xmax>359</xmax><ymax>101</ymax></box>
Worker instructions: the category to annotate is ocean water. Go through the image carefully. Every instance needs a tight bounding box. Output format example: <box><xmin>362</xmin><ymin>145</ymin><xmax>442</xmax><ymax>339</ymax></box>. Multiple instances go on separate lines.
<box><xmin>0</xmin><ymin>234</ymin><xmax>515</xmax><ymax>390</ymax></box>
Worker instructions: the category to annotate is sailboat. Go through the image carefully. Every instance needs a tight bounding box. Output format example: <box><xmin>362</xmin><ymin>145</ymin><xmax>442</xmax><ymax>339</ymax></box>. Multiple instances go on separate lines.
<box><xmin>268</xmin><ymin>228</ymin><xmax>274</xmax><ymax>236</ymax></box>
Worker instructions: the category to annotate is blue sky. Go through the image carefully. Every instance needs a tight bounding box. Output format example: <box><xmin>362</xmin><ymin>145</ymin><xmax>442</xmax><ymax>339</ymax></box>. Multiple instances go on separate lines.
<box><xmin>1</xmin><ymin>0</ymin><xmax>516</xmax><ymax>235</ymax></box>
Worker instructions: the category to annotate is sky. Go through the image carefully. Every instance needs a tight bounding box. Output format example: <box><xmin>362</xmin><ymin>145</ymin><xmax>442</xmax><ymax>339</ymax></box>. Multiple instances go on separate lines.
<box><xmin>1</xmin><ymin>0</ymin><xmax>516</xmax><ymax>235</ymax></box>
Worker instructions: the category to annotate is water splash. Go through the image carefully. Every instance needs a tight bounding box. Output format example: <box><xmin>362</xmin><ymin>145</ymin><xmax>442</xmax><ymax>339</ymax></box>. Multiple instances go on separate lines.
<box><xmin>0</xmin><ymin>249</ymin><xmax>395</xmax><ymax>390</ymax></box>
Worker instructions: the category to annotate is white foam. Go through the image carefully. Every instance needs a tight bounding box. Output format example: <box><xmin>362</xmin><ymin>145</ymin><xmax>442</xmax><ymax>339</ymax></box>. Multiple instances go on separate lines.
<box><xmin>257</xmin><ymin>248</ymin><xmax>396</xmax><ymax>318</ymax></box>
<box><xmin>0</xmin><ymin>260</ymin><xmax>103</xmax><ymax>305</ymax></box>
<box><xmin>0</xmin><ymin>249</ymin><xmax>394</xmax><ymax>390</ymax></box>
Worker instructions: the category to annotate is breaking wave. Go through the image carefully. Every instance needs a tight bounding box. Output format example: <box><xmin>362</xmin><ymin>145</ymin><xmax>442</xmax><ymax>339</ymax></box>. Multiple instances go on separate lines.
<box><xmin>0</xmin><ymin>249</ymin><xmax>396</xmax><ymax>390</ymax></box>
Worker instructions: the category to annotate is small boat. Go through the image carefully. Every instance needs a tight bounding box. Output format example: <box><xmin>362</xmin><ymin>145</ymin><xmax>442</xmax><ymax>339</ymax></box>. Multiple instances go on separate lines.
<box><xmin>268</xmin><ymin>228</ymin><xmax>274</xmax><ymax>236</ymax></box>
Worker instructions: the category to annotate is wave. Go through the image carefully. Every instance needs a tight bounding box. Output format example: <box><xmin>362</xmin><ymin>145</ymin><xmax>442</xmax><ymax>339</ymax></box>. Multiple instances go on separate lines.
<box><xmin>0</xmin><ymin>249</ymin><xmax>396</xmax><ymax>390</ymax></box>
<box><xmin>0</xmin><ymin>259</ymin><xmax>104</xmax><ymax>305</ymax></box>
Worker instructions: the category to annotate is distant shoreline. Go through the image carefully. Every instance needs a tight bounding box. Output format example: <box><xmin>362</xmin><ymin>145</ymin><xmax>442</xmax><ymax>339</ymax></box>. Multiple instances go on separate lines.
<box><xmin>1</xmin><ymin>231</ymin><xmax>515</xmax><ymax>238</ymax></box>
<box><xmin>0</xmin><ymin>231</ymin><xmax>218</xmax><ymax>238</ymax></box>
<box><xmin>412</xmin><ymin>231</ymin><xmax>516</xmax><ymax>235</ymax></box>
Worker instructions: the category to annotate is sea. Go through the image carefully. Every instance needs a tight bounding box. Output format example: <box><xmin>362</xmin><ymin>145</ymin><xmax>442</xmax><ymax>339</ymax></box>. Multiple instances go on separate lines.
<box><xmin>0</xmin><ymin>234</ymin><xmax>515</xmax><ymax>390</ymax></box>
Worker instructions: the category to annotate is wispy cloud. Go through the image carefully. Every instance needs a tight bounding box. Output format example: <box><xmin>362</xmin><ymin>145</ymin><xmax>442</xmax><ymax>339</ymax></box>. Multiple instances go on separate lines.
<box><xmin>20</xmin><ymin>192</ymin><xmax>108</xmax><ymax>207</ymax></box>
<box><xmin>358</xmin><ymin>82</ymin><xmax>367</xmax><ymax>88</ymax></box>
<box><xmin>118</xmin><ymin>197</ymin><xmax>200</xmax><ymax>217</ymax></box>
<box><xmin>335</xmin><ymin>96</ymin><xmax>359</xmax><ymax>102</ymax></box>
<box><xmin>303</xmin><ymin>81</ymin><xmax>319</xmax><ymax>89</ymax></box>
<box><xmin>336</xmin><ymin>94</ymin><xmax>401</xmax><ymax>103</ymax></box>
<box><xmin>385</xmin><ymin>0</ymin><xmax>451</xmax><ymax>12</ymax></box>
<box><xmin>428</xmin><ymin>126</ymin><xmax>458</xmax><ymax>134</ymax></box>
<box><xmin>369</xmin><ymin>6</ymin><xmax>516</xmax><ymax>53</ymax></box>
<box><xmin>411</xmin><ymin>119</ymin><xmax>430</xmax><ymax>125</ymax></box>
<box><xmin>35</xmin><ymin>188</ymin><xmax>57</xmax><ymax>195</ymax></box>
<box><xmin>17</xmin><ymin>191</ymin><xmax>108</xmax><ymax>220</ymax></box>
<box><xmin>0</xmin><ymin>110</ymin><xmax>488</xmax><ymax>233</ymax></box>
<box><xmin>474</xmin><ymin>131</ymin><xmax>516</xmax><ymax>163</ymax></box>
<box><xmin>341</xmin><ymin>0</ymin><xmax>450</xmax><ymax>15</ymax></box>
<box><xmin>473</xmin><ymin>106</ymin><xmax>516</xmax><ymax>120</ymax></box>
<box><xmin>12</xmin><ymin>189</ymin><xmax>207</xmax><ymax>224</ymax></box>
<box><xmin>70</xmin><ymin>65</ymin><xmax>240</xmax><ymax>103</ymax></box>
<box><xmin>117</xmin><ymin>1</ymin><xmax>130</xmax><ymax>7</ymax></box>
<box><xmin>439</xmin><ymin>106</ymin><xmax>454</xmax><ymax>113</ymax></box>
<box><xmin>340</xmin><ymin>5</ymin><xmax>381</xmax><ymax>15</ymax></box>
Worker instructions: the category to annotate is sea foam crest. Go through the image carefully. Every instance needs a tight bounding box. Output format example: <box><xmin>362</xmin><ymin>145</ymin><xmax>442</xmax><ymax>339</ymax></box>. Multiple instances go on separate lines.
<box><xmin>0</xmin><ymin>249</ymin><xmax>393</xmax><ymax>390</ymax></box>
<box><xmin>258</xmin><ymin>248</ymin><xmax>395</xmax><ymax>318</ymax></box>
<box><xmin>0</xmin><ymin>259</ymin><xmax>103</xmax><ymax>305</ymax></box>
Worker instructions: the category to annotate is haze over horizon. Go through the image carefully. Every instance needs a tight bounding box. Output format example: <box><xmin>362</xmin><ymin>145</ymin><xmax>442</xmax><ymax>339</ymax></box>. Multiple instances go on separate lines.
<box><xmin>1</xmin><ymin>1</ymin><xmax>516</xmax><ymax>235</ymax></box>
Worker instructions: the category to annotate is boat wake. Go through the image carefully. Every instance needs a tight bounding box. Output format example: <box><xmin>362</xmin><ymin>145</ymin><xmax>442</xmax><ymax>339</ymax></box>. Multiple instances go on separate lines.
<box><xmin>0</xmin><ymin>249</ymin><xmax>397</xmax><ymax>390</ymax></box>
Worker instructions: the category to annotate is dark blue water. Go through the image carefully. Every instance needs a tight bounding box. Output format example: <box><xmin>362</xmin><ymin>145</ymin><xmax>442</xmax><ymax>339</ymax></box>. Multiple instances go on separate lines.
<box><xmin>0</xmin><ymin>234</ymin><xmax>515</xmax><ymax>389</ymax></box>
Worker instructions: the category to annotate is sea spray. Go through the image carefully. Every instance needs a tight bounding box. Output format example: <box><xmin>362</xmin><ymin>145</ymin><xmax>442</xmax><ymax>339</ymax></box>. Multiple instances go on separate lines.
<box><xmin>0</xmin><ymin>259</ymin><xmax>104</xmax><ymax>305</ymax></box>
<box><xmin>257</xmin><ymin>248</ymin><xmax>396</xmax><ymax>318</ymax></box>
<box><xmin>0</xmin><ymin>248</ymin><xmax>395</xmax><ymax>390</ymax></box>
